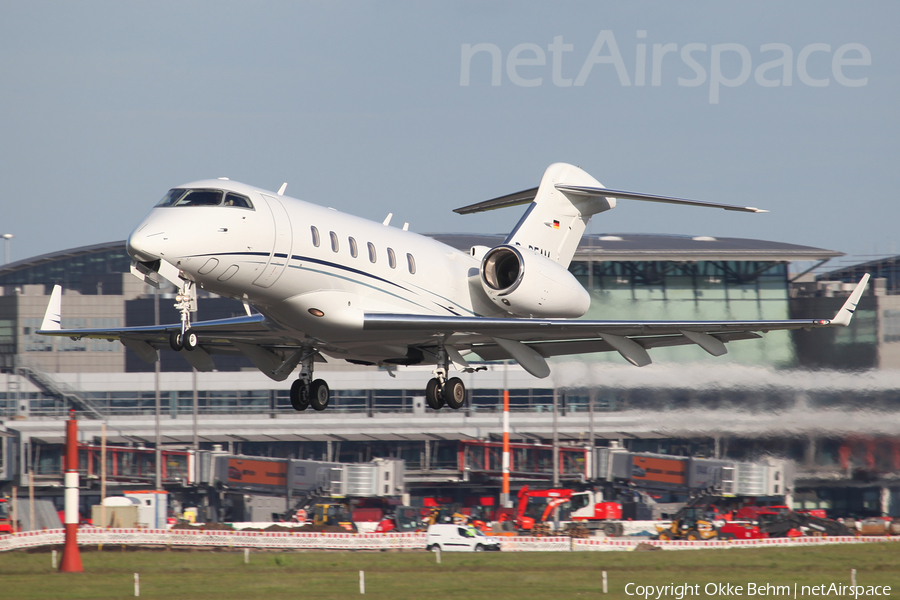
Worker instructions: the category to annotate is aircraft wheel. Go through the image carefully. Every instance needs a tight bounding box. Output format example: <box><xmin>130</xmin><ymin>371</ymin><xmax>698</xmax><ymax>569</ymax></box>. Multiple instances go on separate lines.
<box><xmin>182</xmin><ymin>328</ymin><xmax>199</xmax><ymax>351</ymax></box>
<box><xmin>309</xmin><ymin>379</ymin><xmax>330</xmax><ymax>411</ymax></box>
<box><xmin>290</xmin><ymin>379</ymin><xmax>309</xmax><ymax>411</ymax></box>
<box><xmin>443</xmin><ymin>377</ymin><xmax>466</xmax><ymax>410</ymax></box>
<box><xmin>169</xmin><ymin>331</ymin><xmax>184</xmax><ymax>352</ymax></box>
<box><xmin>425</xmin><ymin>378</ymin><xmax>444</xmax><ymax>409</ymax></box>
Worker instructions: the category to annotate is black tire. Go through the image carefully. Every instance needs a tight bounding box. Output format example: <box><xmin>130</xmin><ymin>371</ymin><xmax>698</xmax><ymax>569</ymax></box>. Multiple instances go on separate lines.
<box><xmin>443</xmin><ymin>377</ymin><xmax>466</xmax><ymax>409</ymax></box>
<box><xmin>290</xmin><ymin>380</ymin><xmax>309</xmax><ymax>411</ymax></box>
<box><xmin>425</xmin><ymin>378</ymin><xmax>444</xmax><ymax>409</ymax></box>
<box><xmin>168</xmin><ymin>331</ymin><xmax>183</xmax><ymax>352</ymax></box>
<box><xmin>686</xmin><ymin>529</ymin><xmax>701</xmax><ymax>541</ymax></box>
<box><xmin>309</xmin><ymin>379</ymin><xmax>330</xmax><ymax>411</ymax></box>
<box><xmin>603</xmin><ymin>522</ymin><xmax>618</xmax><ymax>537</ymax></box>
<box><xmin>182</xmin><ymin>328</ymin><xmax>198</xmax><ymax>351</ymax></box>
<box><xmin>425</xmin><ymin>544</ymin><xmax>433</xmax><ymax>552</ymax></box>
<box><xmin>474</xmin><ymin>544</ymin><xmax>484</xmax><ymax>552</ymax></box>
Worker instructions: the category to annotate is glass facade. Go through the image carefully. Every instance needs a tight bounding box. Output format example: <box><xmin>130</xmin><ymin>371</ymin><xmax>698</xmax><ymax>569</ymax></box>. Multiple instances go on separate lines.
<box><xmin>569</xmin><ymin>259</ymin><xmax>793</xmax><ymax>366</ymax></box>
<box><xmin>0</xmin><ymin>245</ymin><xmax>131</xmax><ymax>294</ymax></box>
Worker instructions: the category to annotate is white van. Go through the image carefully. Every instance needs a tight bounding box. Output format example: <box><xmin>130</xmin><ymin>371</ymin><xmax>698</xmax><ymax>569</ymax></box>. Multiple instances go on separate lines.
<box><xmin>425</xmin><ymin>524</ymin><xmax>501</xmax><ymax>552</ymax></box>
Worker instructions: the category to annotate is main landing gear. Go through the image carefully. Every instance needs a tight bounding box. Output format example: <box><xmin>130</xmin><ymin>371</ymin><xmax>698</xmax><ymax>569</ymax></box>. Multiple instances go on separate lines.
<box><xmin>289</xmin><ymin>351</ymin><xmax>329</xmax><ymax>412</ymax></box>
<box><xmin>425</xmin><ymin>347</ymin><xmax>466</xmax><ymax>411</ymax></box>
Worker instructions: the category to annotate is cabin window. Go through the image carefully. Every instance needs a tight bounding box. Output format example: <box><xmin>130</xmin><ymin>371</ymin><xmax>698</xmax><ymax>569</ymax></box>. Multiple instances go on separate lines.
<box><xmin>368</xmin><ymin>242</ymin><xmax>377</xmax><ymax>263</ymax></box>
<box><xmin>407</xmin><ymin>253</ymin><xmax>416</xmax><ymax>274</ymax></box>
<box><xmin>330</xmin><ymin>231</ymin><xmax>339</xmax><ymax>253</ymax></box>
<box><xmin>311</xmin><ymin>226</ymin><xmax>320</xmax><ymax>247</ymax></box>
<box><xmin>349</xmin><ymin>237</ymin><xmax>358</xmax><ymax>258</ymax></box>
<box><xmin>387</xmin><ymin>248</ymin><xmax>396</xmax><ymax>269</ymax></box>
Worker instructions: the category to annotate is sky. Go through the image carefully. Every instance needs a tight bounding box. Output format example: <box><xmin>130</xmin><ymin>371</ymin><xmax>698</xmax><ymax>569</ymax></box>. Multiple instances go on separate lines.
<box><xmin>0</xmin><ymin>1</ymin><xmax>896</xmax><ymax>272</ymax></box>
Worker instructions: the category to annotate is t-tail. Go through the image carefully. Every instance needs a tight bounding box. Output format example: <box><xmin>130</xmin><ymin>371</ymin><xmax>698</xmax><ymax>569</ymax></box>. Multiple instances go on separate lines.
<box><xmin>455</xmin><ymin>162</ymin><xmax>767</xmax><ymax>269</ymax></box>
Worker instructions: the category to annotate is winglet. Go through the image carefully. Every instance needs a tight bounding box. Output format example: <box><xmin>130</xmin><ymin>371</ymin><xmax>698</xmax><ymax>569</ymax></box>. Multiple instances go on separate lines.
<box><xmin>40</xmin><ymin>285</ymin><xmax>62</xmax><ymax>331</ymax></box>
<box><xmin>831</xmin><ymin>274</ymin><xmax>870</xmax><ymax>327</ymax></box>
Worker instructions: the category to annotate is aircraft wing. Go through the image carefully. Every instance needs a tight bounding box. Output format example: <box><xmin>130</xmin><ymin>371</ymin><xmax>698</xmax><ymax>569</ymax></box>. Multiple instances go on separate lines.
<box><xmin>35</xmin><ymin>285</ymin><xmax>317</xmax><ymax>378</ymax></box>
<box><xmin>364</xmin><ymin>274</ymin><xmax>870</xmax><ymax>372</ymax></box>
<box><xmin>36</xmin><ymin>313</ymin><xmax>278</xmax><ymax>344</ymax></box>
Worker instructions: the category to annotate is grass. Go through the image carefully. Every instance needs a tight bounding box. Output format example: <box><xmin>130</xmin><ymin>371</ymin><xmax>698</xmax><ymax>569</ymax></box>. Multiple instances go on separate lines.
<box><xmin>1</xmin><ymin>544</ymin><xmax>899</xmax><ymax>599</ymax></box>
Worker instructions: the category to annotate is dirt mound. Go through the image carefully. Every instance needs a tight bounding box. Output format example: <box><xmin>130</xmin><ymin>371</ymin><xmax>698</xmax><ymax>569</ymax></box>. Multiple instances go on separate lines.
<box><xmin>171</xmin><ymin>522</ymin><xmax>234</xmax><ymax>531</ymax></box>
<box><xmin>633</xmin><ymin>542</ymin><xmax>662</xmax><ymax>551</ymax></box>
<box><xmin>292</xmin><ymin>524</ymin><xmax>356</xmax><ymax>534</ymax></box>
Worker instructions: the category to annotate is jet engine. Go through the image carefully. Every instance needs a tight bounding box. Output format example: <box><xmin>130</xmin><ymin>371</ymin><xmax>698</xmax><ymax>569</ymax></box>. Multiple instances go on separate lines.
<box><xmin>479</xmin><ymin>245</ymin><xmax>590</xmax><ymax>318</ymax></box>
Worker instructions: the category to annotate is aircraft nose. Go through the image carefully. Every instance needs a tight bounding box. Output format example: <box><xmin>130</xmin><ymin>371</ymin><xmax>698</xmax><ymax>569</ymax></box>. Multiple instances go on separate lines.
<box><xmin>126</xmin><ymin>225</ymin><xmax>164</xmax><ymax>263</ymax></box>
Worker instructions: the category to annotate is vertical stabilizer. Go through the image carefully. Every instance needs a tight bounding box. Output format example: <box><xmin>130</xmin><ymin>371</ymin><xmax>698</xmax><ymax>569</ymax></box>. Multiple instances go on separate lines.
<box><xmin>504</xmin><ymin>163</ymin><xmax>615</xmax><ymax>267</ymax></box>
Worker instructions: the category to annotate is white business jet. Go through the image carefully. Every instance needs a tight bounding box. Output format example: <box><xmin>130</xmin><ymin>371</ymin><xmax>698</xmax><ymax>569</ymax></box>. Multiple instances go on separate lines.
<box><xmin>38</xmin><ymin>163</ymin><xmax>868</xmax><ymax>412</ymax></box>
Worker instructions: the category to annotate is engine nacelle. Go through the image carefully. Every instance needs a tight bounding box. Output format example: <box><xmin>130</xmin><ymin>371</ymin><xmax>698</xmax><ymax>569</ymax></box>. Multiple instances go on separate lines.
<box><xmin>480</xmin><ymin>245</ymin><xmax>590</xmax><ymax>318</ymax></box>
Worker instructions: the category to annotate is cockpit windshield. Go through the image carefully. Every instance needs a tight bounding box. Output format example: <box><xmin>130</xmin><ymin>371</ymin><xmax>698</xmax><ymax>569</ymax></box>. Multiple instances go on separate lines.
<box><xmin>156</xmin><ymin>189</ymin><xmax>253</xmax><ymax>209</ymax></box>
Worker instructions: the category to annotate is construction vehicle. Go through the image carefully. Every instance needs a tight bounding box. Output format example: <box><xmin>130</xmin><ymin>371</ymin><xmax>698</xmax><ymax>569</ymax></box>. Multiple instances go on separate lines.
<box><xmin>655</xmin><ymin>500</ymin><xmax>721</xmax><ymax>541</ymax></box>
<box><xmin>312</xmin><ymin>503</ymin><xmax>357</xmax><ymax>532</ymax></box>
<box><xmin>736</xmin><ymin>505</ymin><xmax>854</xmax><ymax>538</ymax></box>
<box><xmin>655</xmin><ymin>493</ymin><xmax>767</xmax><ymax>540</ymax></box>
<box><xmin>656</xmin><ymin>495</ymin><xmax>855</xmax><ymax>540</ymax></box>
<box><xmin>0</xmin><ymin>499</ymin><xmax>17</xmax><ymax>535</ymax></box>
<box><xmin>499</xmin><ymin>486</ymin><xmax>626</xmax><ymax>537</ymax></box>
<box><xmin>374</xmin><ymin>506</ymin><xmax>423</xmax><ymax>533</ymax></box>
<box><xmin>569</xmin><ymin>489</ymin><xmax>625</xmax><ymax>536</ymax></box>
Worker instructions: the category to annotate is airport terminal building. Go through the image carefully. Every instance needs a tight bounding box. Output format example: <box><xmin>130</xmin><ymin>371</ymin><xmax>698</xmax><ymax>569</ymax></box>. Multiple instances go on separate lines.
<box><xmin>2</xmin><ymin>234</ymin><xmax>899</xmax><ymax>519</ymax></box>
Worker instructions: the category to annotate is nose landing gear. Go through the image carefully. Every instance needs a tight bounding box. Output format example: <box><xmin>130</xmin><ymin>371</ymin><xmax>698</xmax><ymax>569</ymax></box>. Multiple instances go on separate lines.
<box><xmin>168</xmin><ymin>280</ymin><xmax>199</xmax><ymax>352</ymax></box>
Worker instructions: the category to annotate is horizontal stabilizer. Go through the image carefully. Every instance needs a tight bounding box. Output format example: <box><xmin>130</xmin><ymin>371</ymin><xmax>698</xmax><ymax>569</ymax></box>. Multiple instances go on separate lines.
<box><xmin>554</xmin><ymin>184</ymin><xmax>768</xmax><ymax>213</ymax></box>
<box><xmin>454</xmin><ymin>187</ymin><xmax>538</xmax><ymax>215</ymax></box>
<box><xmin>454</xmin><ymin>183</ymin><xmax>768</xmax><ymax>215</ymax></box>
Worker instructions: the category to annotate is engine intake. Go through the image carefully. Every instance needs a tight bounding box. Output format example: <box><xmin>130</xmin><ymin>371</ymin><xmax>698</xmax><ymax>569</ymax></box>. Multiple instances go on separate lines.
<box><xmin>482</xmin><ymin>246</ymin><xmax>524</xmax><ymax>292</ymax></box>
<box><xmin>479</xmin><ymin>245</ymin><xmax>590</xmax><ymax>318</ymax></box>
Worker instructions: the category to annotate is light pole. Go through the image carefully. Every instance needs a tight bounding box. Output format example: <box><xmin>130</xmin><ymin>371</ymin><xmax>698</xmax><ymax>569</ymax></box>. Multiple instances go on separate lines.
<box><xmin>1</xmin><ymin>234</ymin><xmax>13</xmax><ymax>264</ymax></box>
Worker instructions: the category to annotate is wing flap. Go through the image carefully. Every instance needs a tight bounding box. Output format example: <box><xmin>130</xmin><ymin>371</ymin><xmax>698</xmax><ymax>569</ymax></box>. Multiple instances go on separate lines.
<box><xmin>470</xmin><ymin>332</ymin><xmax>761</xmax><ymax>361</ymax></box>
<box><xmin>365</xmin><ymin>314</ymin><xmax>837</xmax><ymax>339</ymax></box>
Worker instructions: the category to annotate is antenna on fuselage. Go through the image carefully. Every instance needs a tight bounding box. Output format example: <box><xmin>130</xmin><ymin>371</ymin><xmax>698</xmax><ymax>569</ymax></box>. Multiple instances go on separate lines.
<box><xmin>383</xmin><ymin>213</ymin><xmax>393</xmax><ymax>226</ymax></box>
<box><xmin>402</xmin><ymin>223</ymin><xmax>409</xmax><ymax>231</ymax></box>
<box><xmin>277</xmin><ymin>183</ymin><xmax>287</xmax><ymax>195</ymax></box>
